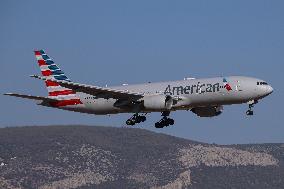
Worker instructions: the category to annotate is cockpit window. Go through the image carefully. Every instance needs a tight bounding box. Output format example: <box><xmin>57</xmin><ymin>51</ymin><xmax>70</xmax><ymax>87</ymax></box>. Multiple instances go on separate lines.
<box><xmin>257</xmin><ymin>81</ymin><xmax>268</xmax><ymax>85</ymax></box>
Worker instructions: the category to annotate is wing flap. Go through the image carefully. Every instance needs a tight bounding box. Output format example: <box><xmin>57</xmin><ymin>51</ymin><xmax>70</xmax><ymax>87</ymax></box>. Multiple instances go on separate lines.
<box><xmin>31</xmin><ymin>75</ymin><xmax>144</xmax><ymax>100</ymax></box>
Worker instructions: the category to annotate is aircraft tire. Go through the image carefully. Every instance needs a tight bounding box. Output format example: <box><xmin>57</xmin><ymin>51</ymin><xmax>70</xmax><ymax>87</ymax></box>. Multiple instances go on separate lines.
<box><xmin>136</xmin><ymin>118</ymin><xmax>142</xmax><ymax>123</ymax></box>
<box><xmin>168</xmin><ymin>118</ymin><xmax>174</xmax><ymax>125</ymax></box>
<box><xmin>246</xmin><ymin>110</ymin><xmax>253</xmax><ymax>116</ymax></box>
<box><xmin>126</xmin><ymin>119</ymin><xmax>135</xmax><ymax>126</ymax></box>
<box><xmin>140</xmin><ymin>116</ymin><xmax>146</xmax><ymax>122</ymax></box>
<box><xmin>155</xmin><ymin>122</ymin><xmax>163</xmax><ymax>128</ymax></box>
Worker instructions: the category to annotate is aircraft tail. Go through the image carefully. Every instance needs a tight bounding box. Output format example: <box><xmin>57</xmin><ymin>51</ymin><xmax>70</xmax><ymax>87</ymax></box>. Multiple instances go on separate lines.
<box><xmin>34</xmin><ymin>50</ymin><xmax>82</xmax><ymax>105</ymax></box>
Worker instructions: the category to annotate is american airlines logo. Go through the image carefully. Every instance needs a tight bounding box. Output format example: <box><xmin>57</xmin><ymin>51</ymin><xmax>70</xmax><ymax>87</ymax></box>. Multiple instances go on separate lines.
<box><xmin>164</xmin><ymin>82</ymin><xmax>221</xmax><ymax>96</ymax></box>
<box><xmin>223</xmin><ymin>78</ymin><xmax>232</xmax><ymax>91</ymax></box>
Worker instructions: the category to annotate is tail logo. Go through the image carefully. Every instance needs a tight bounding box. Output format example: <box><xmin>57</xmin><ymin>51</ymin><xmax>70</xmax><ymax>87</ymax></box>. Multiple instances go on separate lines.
<box><xmin>34</xmin><ymin>50</ymin><xmax>83</xmax><ymax>107</ymax></box>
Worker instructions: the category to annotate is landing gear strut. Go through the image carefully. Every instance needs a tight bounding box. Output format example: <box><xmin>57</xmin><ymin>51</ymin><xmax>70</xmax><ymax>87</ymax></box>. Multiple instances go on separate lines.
<box><xmin>246</xmin><ymin>100</ymin><xmax>258</xmax><ymax>116</ymax></box>
<box><xmin>155</xmin><ymin>111</ymin><xmax>175</xmax><ymax>128</ymax></box>
<box><xmin>126</xmin><ymin>113</ymin><xmax>146</xmax><ymax>126</ymax></box>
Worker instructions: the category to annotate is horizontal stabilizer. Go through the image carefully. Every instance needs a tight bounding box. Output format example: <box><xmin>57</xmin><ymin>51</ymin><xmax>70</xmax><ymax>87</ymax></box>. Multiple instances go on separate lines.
<box><xmin>4</xmin><ymin>93</ymin><xmax>58</xmax><ymax>102</ymax></box>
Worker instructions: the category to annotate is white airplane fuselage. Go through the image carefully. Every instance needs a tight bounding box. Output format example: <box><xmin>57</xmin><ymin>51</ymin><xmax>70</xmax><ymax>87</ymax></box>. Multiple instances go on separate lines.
<box><xmin>59</xmin><ymin>76</ymin><xmax>273</xmax><ymax>115</ymax></box>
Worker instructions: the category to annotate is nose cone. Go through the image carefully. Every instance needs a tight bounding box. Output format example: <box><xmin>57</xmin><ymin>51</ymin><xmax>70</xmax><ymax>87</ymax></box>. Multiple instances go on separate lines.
<box><xmin>267</xmin><ymin>85</ymin><xmax>274</xmax><ymax>95</ymax></box>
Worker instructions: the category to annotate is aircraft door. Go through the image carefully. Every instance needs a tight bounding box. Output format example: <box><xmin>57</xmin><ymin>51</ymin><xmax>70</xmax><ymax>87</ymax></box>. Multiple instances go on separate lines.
<box><xmin>236</xmin><ymin>80</ymin><xmax>242</xmax><ymax>91</ymax></box>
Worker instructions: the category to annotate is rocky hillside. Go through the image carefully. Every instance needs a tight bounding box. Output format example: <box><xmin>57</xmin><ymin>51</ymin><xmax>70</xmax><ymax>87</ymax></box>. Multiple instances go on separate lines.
<box><xmin>0</xmin><ymin>126</ymin><xmax>283</xmax><ymax>189</ymax></box>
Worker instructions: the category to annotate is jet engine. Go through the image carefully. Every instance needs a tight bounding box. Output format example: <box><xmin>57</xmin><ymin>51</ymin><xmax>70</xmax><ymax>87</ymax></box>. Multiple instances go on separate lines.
<box><xmin>143</xmin><ymin>95</ymin><xmax>173</xmax><ymax>111</ymax></box>
<box><xmin>191</xmin><ymin>106</ymin><xmax>223</xmax><ymax>117</ymax></box>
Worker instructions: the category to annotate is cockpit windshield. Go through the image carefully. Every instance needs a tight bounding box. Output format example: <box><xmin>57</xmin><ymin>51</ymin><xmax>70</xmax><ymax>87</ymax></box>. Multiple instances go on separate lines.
<box><xmin>257</xmin><ymin>82</ymin><xmax>268</xmax><ymax>85</ymax></box>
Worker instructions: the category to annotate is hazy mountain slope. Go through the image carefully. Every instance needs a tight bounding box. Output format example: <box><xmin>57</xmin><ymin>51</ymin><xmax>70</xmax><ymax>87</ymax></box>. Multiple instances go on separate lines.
<box><xmin>0</xmin><ymin>125</ymin><xmax>283</xmax><ymax>189</ymax></box>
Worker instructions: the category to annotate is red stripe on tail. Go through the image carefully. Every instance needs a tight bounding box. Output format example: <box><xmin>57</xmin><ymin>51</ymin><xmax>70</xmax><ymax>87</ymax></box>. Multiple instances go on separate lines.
<box><xmin>38</xmin><ymin>60</ymin><xmax>46</xmax><ymax>66</ymax></box>
<box><xmin>48</xmin><ymin>90</ymin><xmax>75</xmax><ymax>96</ymax></box>
<box><xmin>42</xmin><ymin>70</ymin><xmax>52</xmax><ymax>76</ymax></box>
<box><xmin>34</xmin><ymin>51</ymin><xmax>41</xmax><ymax>55</ymax></box>
<box><xmin>45</xmin><ymin>80</ymin><xmax>59</xmax><ymax>87</ymax></box>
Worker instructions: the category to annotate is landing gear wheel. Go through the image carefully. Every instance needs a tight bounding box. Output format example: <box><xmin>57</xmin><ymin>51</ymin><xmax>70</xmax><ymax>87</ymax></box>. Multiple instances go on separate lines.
<box><xmin>155</xmin><ymin>122</ymin><xmax>163</xmax><ymax>128</ymax></box>
<box><xmin>136</xmin><ymin>117</ymin><xmax>142</xmax><ymax>124</ymax></box>
<box><xmin>140</xmin><ymin>116</ymin><xmax>146</xmax><ymax>122</ymax></box>
<box><xmin>246</xmin><ymin>110</ymin><xmax>254</xmax><ymax>116</ymax></box>
<box><xmin>246</xmin><ymin>100</ymin><xmax>257</xmax><ymax>116</ymax></box>
<box><xmin>136</xmin><ymin>116</ymin><xmax>146</xmax><ymax>123</ymax></box>
<box><xmin>168</xmin><ymin>118</ymin><xmax>174</xmax><ymax>125</ymax></box>
<box><xmin>126</xmin><ymin>119</ymin><xmax>135</xmax><ymax>126</ymax></box>
<box><xmin>155</xmin><ymin>111</ymin><xmax>175</xmax><ymax>128</ymax></box>
<box><xmin>126</xmin><ymin>114</ymin><xmax>147</xmax><ymax>126</ymax></box>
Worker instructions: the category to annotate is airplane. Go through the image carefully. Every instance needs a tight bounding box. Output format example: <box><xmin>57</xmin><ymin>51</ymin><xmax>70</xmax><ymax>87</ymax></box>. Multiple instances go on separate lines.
<box><xmin>4</xmin><ymin>50</ymin><xmax>273</xmax><ymax>128</ymax></box>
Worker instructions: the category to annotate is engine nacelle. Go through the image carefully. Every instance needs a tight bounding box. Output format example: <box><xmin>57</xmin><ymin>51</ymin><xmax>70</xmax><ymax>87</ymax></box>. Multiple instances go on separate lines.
<box><xmin>143</xmin><ymin>95</ymin><xmax>173</xmax><ymax>111</ymax></box>
<box><xmin>191</xmin><ymin>106</ymin><xmax>223</xmax><ymax>117</ymax></box>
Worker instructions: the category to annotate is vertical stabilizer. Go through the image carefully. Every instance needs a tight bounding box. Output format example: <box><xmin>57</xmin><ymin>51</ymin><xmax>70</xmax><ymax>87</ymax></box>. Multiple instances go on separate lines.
<box><xmin>34</xmin><ymin>50</ymin><xmax>82</xmax><ymax>106</ymax></box>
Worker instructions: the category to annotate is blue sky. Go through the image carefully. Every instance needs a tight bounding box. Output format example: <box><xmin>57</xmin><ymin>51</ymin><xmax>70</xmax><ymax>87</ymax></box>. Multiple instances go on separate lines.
<box><xmin>1</xmin><ymin>0</ymin><xmax>283</xmax><ymax>144</ymax></box>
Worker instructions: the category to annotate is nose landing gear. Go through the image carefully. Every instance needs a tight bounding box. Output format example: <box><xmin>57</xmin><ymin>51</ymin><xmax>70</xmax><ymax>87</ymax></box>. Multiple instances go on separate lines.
<box><xmin>155</xmin><ymin>111</ymin><xmax>175</xmax><ymax>128</ymax></box>
<box><xmin>246</xmin><ymin>106</ymin><xmax>254</xmax><ymax>116</ymax></box>
<box><xmin>126</xmin><ymin>113</ymin><xmax>146</xmax><ymax>126</ymax></box>
<box><xmin>246</xmin><ymin>100</ymin><xmax>258</xmax><ymax>116</ymax></box>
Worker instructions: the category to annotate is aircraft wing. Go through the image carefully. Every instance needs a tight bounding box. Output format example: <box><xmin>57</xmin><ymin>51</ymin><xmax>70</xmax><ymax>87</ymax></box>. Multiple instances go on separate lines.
<box><xmin>31</xmin><ymin>75</ymin><xmax>144</xmax><ymax>100</ymax></box>
<box><xmin>4</xmin><ymin>93</ymin><xmax>58</xmax><ymax>102</ymax></box>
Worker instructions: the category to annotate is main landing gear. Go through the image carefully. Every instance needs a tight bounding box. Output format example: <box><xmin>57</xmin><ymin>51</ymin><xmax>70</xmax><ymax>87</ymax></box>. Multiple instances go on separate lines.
<box><xmin>155</xmin><ymin>111</ymin><xmax>175</xmax><ymax>128</ymax></box>
<box><xmin>246</xmin><ymin>100</ymin><xmax>258</xmax><ymax>116</ymax></box>
<box><xmin>126</xmin><ymin>113</ymin><xmax>146</xmax><ymax>126</ymax></box>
